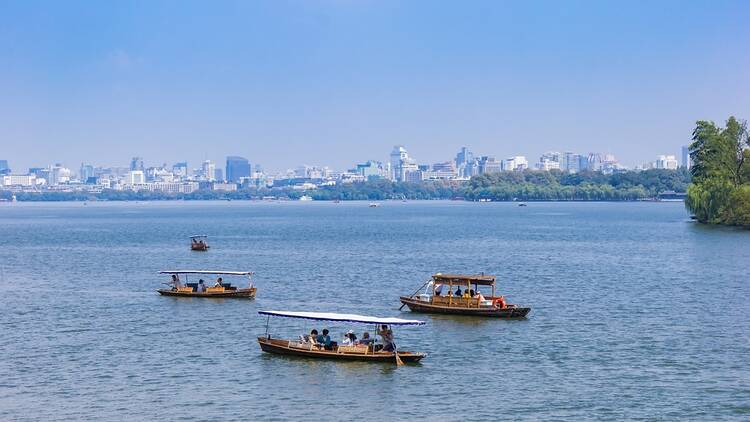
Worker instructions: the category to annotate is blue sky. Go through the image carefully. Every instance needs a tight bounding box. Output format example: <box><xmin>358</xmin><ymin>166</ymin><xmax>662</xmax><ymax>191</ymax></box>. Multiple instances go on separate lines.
<box><xmin>1</xmin><ymin>0</ymin><xmax>748</xmax><ymax>172</ymax></box>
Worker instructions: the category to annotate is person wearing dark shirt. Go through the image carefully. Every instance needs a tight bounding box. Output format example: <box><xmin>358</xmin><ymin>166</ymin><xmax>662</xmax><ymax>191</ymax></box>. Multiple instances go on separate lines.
<box><xmin>316</xmin><ymin>329</ymin><xmax>332</xmax><ymax>350</ymax></box>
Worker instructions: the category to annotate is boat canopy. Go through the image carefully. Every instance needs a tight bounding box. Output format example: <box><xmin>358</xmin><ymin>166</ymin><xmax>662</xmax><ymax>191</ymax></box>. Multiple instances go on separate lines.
<box><xmin>258</xmin><ymin>310</ymin><xmax>425</xmax><ymax>326</ymax></box>
<box><xmin>432</xmin><ymin>273</ymin><xmax>496</xmax><ymax>285</ymax></box>
<box><xmin>159</xmin><ymin>270</ymin><xmax>253</xmax><ymax>276</ymax></box>
<box><xmin>190</xmin><ymin>235</ymin><xmax>208</xmax><ymax>238</ymax></box>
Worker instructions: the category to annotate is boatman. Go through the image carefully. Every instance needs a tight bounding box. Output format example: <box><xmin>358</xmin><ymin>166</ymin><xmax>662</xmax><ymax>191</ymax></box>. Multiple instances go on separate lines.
<box><xmin>378</xmin><ymin>325</ymin><xmax>395</xmax><ymax>352</ymax></box>
<box><xmin>170</xmin><ymin>274</ymin><xmax>183</xmax><ymax>290</ymax></box>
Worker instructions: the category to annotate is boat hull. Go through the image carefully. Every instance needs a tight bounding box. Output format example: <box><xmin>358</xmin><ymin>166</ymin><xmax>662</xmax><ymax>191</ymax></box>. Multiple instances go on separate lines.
<box><xmin>257</xmin><ymin>337</ymin><xmax>425</xmax><ymax>363</ymax></box>
<box><xmin>157</xmin><ymin>288</ymin><xmax>256</xmax><ymax>299</ymax></box>
<box><xmin>399</xmin><ymin>297</ymin><xmax>530</xmax><ymax>318</ymax></box>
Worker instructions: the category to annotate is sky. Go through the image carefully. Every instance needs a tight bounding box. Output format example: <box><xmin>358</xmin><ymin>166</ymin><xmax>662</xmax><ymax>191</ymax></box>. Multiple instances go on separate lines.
<box><xmin>1</xmin><ymin>0</ymin><xmax>748</xmax><ymax>173</ymax></box>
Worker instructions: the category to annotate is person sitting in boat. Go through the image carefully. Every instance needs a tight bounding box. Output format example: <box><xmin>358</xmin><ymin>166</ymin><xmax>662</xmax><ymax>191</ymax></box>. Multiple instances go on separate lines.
<box><xmin>463</xmin><ymin>289</ymin><xmax>471</xmax><ymax>299</ymax></box>
<box><xmin>476</xmin><ymin>289</ymin><xmax>486</xmax><ymax>302</ymax></box>
<box><xmin>454</xmin><ymin>287</ymin><xmax>462</xmax><ymax>297</ymax></box>
<box><xmin>316</xmin><ymin>329</ymin><xmax>332</xmax><ymax>350</ymax></box>
<box><xmin>358</xmin><ymin>332</ymin><xmax>373</xmax><ymax>345</ymax></box>
<box><xmin>378</xmin><ymin>325</ymin><xmax>395</xmax><ymax>352</ymax></box>
<box><xmin>170</xmin><ymin>274</ymin><xmax>182</xmax><ymax>290</ymax></box>
<box><xmin>303</xmin><ymin>329</ymin><xmax>319</xmax><ymax>345</ymax></box>
<box><xmin>197</xmin><ymin>279</ymin><xmax>206</xmax><ymax>292</ymax></box>
<box><xmin>213</xmin><ymin>277</ymin><xmax>224</xmax><ymax>288</ymax></box>
<box><xmin>434</xmin><ymin>284</ymin><xmax>443</xmax><ymax>296</ymax></box>
<box><xmin>342</xmin><ymin>330</ymin><xmax>357</xmax><ymax>346</ymax></box>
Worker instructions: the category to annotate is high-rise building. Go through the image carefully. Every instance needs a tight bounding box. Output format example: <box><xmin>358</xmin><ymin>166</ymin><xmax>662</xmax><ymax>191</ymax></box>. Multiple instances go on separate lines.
<box><xmin>656</xmin><ymin>155</ymin><xmax>679</xmax><ymax>170</ymax></box>
<box><xmin>0</xmin><ymin>160</ymin><xmax>10</xmax><ymax>175</ymax></box>
<box><xmin>130</xmin><ymin>157</ymin><xmax>144</xmax><ymax>172</ymax></box>
<box><xmin>389</xmin><ymin>146</ymin><xmax>417</xmax><ymax>181</ymax></box>
<box><xmin>502</xmin><ymin>156</ymin><xmax>528</xmax><ymax>172</ymax></box>
<box><xmin>49</xmin><ymin>164</ymin><xmax>72</xmax><ymax>185</ymax></box>
<box><xmin>454</xmin><ymin>147</ymin><xmax>475</xmax><ymax>178</ymax></box>
<box><xmin>202</xmin><ymin>160</ymin><xmax>216</xmax><ymax>181</ymax></box>
<box><xmin>128</xmin><ymin>170</ymin><xmax>145</xmax><ymax>185</ymax></box>
<box><xmin>681</xmin><ymin>145</ymin><xmax>691</xmax><ymax>169</ymax></box>
<box><xmin>561</xmin><ymin>152</ymin><xmax>587</xmax><ymax>173</ymax></box>
<box><xmin>172</xmin><ymin>162</ymin><xmax>188</xmax><ymax>178</ymax></box>
<box><xmin>226</xmin><ymin>156</ymin><xmax>251</xmax><ymax>183</ymax></box>
<box><xmin>536</xmin><ymin>152</ymin><xmax>561</xmax><ymax>171</ymax></box>
<box><xmin>587</xmin><ymin>153</ymin><xmax>604</xmax><ymax>171</ymax></box>
<box><xmin>357</xmin><ymin>161</ymin><xmax>386</xmax><ymax>180</ymax></box>
<box><xmin>80</xmin><ymin>163</ymin><xmax>95</xmax><ymax>183</ymax></box>
<box><xmin>478</xmin><ymin>156</ymin><xmax>502</xmax><ymax>174</ymax></box>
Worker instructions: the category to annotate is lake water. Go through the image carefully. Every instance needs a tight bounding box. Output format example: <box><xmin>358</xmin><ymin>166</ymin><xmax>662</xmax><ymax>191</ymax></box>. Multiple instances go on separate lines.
<box><xmin>1</xmin><ymin>201</ymin><xmax>748</xmax><ymax>421</ymax></box>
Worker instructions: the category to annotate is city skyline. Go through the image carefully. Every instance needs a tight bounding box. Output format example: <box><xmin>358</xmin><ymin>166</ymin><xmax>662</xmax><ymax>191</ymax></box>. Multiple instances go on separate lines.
<box><xmin>1</xmin><ymin>143</ymin><xmax>685</xmax><ymax>180</ymax></box>
<box><xmin>1</xmin><ymin>2</ymin><xmax>748</xmax><ymax>172</ymax></box>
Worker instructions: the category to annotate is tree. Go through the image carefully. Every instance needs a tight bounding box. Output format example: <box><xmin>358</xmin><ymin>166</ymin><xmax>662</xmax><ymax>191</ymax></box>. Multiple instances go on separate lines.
<box><xmin>686</xmin><ymin>116</ymin><xmax>750</xmax><ymax>227</ymax></box>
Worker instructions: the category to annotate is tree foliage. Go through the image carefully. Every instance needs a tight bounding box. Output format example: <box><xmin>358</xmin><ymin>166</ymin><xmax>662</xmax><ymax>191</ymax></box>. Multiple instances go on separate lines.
<box><xmin>686</xmin><ymin>116</ymin><xmax>750</xmax><ymax>227</ymax></box>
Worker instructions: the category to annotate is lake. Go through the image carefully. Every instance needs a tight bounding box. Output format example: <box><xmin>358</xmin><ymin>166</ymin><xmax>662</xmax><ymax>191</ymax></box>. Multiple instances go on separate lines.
<box><xmin>1</xmin><ymin>201</ymin><xmax>748</xmax><ymax>420</ymax></box>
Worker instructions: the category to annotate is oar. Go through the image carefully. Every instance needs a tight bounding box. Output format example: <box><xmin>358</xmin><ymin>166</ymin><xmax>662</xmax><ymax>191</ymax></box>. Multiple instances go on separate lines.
<box><xmin>393</xmin><ymin>343</ymin><xmax>404</xmax><ymax>366</ymax></box>
<box><xmin>398</xmin><ymin>279</ymin><xmax>432</xmax><ymax>310</ymax></box>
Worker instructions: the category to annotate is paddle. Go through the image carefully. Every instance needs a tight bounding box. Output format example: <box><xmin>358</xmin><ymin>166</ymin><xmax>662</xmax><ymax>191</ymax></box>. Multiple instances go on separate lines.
<box><xmin>393</xmin><ymin>343</ymin><xmax>404</xmax><ymax>366</ymax></box>
<box><xmin>398</xmin><ymin>279</ymin><xmax>432</xmax><ymax>310</ymax></box>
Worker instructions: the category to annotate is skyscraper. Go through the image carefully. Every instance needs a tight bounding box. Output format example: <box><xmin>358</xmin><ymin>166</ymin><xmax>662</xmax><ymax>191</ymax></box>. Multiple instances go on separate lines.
<box><xmin>681</xmin><ymin>145</ymin><xmax>691</xmax><ymax>169</ymax></box>
<box><xmin>172</xmin><ymin>162</ymin><xmax>188</xmax><ymax>178</ymax></box>
<box><xmin>226</xmin><ymin>156</ymin><xmax>251</xmax><ymax>183</ymax></box>
<box><xmin>0</xmin><ymin>160</ymin><xmax>10</xmax><ymax>175</ymax></box>
<box><xmin>389</xmin><ymin>146</ymin><xmax>417</xmax><ymax>181</ymax></box>
<box><xmin>79</xmin><ymin>163</ymin><xmax>95</xmax><ymax>183</ymax></box>
<box><xmin>202</xmin><ymin>160</ymin><xmax>216</xmax><ymax>181</ymax></box>
<box><xmin>130</xmin><ymin>157</ymin><xmax>144</xmax><ymax>172</ymax></box>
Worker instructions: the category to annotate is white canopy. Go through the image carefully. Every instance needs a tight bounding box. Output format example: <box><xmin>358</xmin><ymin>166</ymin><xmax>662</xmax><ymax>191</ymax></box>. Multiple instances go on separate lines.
<box><xmin>159</xmin><ymin>270</ymin><xmax>253</xmax><ymax>276</ymax></box>
<box><xmin>258</xmin><ymin>310</ymin><xmax>425</xmax><ymax>326</ymax></box>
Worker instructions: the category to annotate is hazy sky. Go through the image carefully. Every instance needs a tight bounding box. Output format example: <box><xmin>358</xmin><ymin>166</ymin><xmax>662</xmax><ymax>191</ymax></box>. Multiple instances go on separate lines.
<box><xmin>1</xmin><ymin>0</ymin><xmax>748</xmax><ymax>172</ymax></box>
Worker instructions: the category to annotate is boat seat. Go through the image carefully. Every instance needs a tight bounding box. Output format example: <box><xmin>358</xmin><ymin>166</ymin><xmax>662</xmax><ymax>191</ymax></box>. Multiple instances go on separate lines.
<box><xmin>337</xmin><ymin>345</ymin><xmax>368</xmax><ymax>354</ymax></box>
<box><xmin>289</xmin><ymin>341</ymin><xmax>317</xmax><ymax>351</ymax></box>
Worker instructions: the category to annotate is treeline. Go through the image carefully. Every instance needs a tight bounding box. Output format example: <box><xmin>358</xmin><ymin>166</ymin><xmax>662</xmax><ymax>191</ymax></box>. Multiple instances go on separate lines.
<box><xmin>686</xmin><ymin>116</ymin><xmax>750</xmax><ymax>227</ymax></box>
<box><xmin>465</xmin><ymin>168</ymin><xmax>689</xmax><ymax>201</ymax></box>
<box><xmin>2</xmin><ymin>169</ymin><xmax>690</xmax><ymax>202</ymax></box>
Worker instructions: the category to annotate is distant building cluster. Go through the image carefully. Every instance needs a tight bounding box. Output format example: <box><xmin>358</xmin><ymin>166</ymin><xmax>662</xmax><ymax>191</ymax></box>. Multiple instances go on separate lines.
<box><xmin>0</xmin><ymin>144</ymin><xmax>692</xmax><ymax>193</ymax></box>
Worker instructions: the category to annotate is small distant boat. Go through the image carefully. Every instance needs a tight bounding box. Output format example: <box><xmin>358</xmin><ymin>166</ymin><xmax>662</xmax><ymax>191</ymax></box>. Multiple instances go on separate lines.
<box><xmin>157</xmin><ymin>270</ymin><xmax>256</xmax><ymax>299</ymax></box>
<box><xmin>257</xmin><ymin>311</ymin><xmax>426</xmax><ymax>364</ymax></box>
<box><xmin>190</xmin><ymin>235</ymin><xmax>210</xmax><ymax>251</ymax></box>
<box><xmin>400</xmin><ymin>273</ymin><xmax>530</xmax><ymax>318</ymax></box>
<box><xmin>369</xmin><ymin>202</ymin><xmax>380</xmax><ymax>208</ymax></box>
<box><xmin>518</xmin><ymin>202</ymin><xmax>527</xmax><ymax>207</ymax></box>
<box><xmin>299</xmin><ymin>195</ymin><xmax>313</xmax><ymax>201</ymax></box>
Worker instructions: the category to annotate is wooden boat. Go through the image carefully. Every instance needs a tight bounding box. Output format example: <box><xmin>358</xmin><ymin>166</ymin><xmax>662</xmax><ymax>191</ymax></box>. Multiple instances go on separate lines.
<box><xmin>190</xmin><ymin>235</ymin><xmax>210</xmax><ymax>251</ymax></box>
<box><xmin>157</xmin><ymin>270</ymin><xmax>256</xmax><ymax>299</ymax></box>
<box><xmin>399</xmin><ymin>273</ymin><xmax>530</xmax><ymax>318</ymax></box>
<box><xmin>257</xmin><ymin>311</ymin><xmax>426</xmax><ymax>364</ymax></box>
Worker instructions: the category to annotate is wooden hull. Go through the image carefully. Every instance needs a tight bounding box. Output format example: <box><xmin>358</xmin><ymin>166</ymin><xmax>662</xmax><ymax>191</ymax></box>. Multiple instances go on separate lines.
<box><xmin>191</xmin><ymin>245</ymin><xmax>209</xmax><ymax>251</ymax></box>
<box><xmin>399</xmin><ymin>297</ymin><xmax>530</xmax><ymax>318</ymax></box>
<box><xmin>157</xmin><ymin>287</ymin><xmax>256</xmax><ymax>299</ymax></box>
<box><xmin>257</xmin><ymin>337</ymin><xmax>425</xmax><ymax>363</ymax></box>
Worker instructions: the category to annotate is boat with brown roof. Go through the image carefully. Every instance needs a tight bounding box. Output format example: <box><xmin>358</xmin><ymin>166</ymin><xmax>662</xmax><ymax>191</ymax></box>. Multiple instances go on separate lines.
<box><xmin>399</xmin><ymin>273</ymin><xmax>530</xmax><ymax>318</ymax></box>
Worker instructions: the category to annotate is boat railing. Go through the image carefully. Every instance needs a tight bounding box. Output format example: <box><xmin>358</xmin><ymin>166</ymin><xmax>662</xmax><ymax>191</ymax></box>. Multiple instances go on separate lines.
<box><xmin>432</xmin><ymin>295</ymin><xmax>484</xmax><ymax>307</ymax></box>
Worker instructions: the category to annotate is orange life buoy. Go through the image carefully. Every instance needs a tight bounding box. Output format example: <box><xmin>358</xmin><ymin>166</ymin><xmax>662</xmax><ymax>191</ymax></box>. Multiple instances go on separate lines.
<box><xmin>493</xmin><ymin>296</ymin><xmax>506</xmax><ymax>309</ymax></box>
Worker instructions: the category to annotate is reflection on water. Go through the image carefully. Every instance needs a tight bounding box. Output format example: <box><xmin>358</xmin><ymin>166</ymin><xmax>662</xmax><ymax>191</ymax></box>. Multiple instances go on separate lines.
<box><xmin>1</xmin><ymin>201</ymin><xmax>749</xmax><ymax>420</ymax></box>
